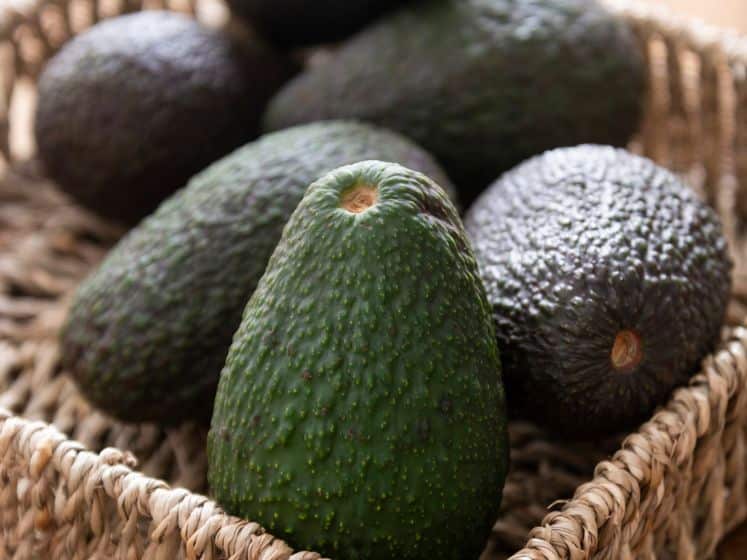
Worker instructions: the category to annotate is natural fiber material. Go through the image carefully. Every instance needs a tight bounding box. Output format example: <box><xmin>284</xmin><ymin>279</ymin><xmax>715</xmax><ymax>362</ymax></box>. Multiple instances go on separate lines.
<box><xmin>1</xmin><ymin>0</ymin><xmax>747</xmax><ymax>558</ymax></box>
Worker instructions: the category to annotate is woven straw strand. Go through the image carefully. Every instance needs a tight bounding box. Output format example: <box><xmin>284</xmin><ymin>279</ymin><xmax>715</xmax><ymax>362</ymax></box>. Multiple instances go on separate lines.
<box><xmin>0</xmin><ymin>404</ymin><xmax>331</xmax><ymax>560</ymax></box>
<box><xmin>509</xmin><ymin>327</ymin><xmax>747</xmax><ymax>560</ymax></box>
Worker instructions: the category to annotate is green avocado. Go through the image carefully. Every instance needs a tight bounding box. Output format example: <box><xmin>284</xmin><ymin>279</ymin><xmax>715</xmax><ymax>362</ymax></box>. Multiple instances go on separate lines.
<box><xmin>465</xmin><ymin>145</ymin><xmax>732</xmax><ymax>438</ymax></box>
<box><xmin>208</xmin><ymin>160</ymin><xmax>507</xmax><ymax>559</ymax></box>
<box><xmin>35</xmin><ymin>11</ymin><xmax>296</xmax><ymax>224</ymax></box>
<box><xmin>264</xmin><ymin>0</ymin><xmax>645</xmax><ymax>203</ymax></box>
<box><xmin>61</xmin><ymin>121</ymin><xmax>456</xmax><ymax>425</ymax></box>
<box><xmin>227</xmin><ymin>0</ymin><xmax>404</xmax><ymax>47</ymax></box>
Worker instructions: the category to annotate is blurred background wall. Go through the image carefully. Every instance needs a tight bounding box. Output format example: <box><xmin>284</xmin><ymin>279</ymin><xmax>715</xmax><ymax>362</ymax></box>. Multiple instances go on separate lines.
<box><xmin>642</xmin><ymin>0</ymin><xmax>747</xmax><ymax>32</ymax></box>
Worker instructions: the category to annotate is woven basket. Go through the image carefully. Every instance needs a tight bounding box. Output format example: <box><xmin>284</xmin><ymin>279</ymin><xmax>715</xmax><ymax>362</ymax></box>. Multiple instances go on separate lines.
<box><xmin>2</xmin><ymin>0</ymin><xmax>747</xmax><ymax>558</ymax></box>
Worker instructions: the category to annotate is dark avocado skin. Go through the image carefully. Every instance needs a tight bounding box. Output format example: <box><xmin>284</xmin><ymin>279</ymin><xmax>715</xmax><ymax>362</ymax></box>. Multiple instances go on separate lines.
<box><xmin>208</xmin><ymin>160</ymin><xmax>507</xmax><ymax>559</ymax></box>
<box><xmin>227</xmin><ymin>0</ymin><xmax>403</xmax><ymax>47</ymax></box>
<box><xmin>264</xmin><ymin>0</ymin><xmax>645</xmax><ymax>204</ymax></box>
<box><xmin>35</xmin><ymin>11</ymin><xmax>296</xmax><ymax>224</ymax></box>
<box><xmin>265</xmin><ymin>0</ymin><xmax>644</xmax><ymax>203</ymax></box>
<box><xmin>465</xmin><ymin>145</ymin><xmax>732</xmax><ymax>438</ymax></box>
<box><xmin>61</xmin><ymin>121</ymin><xmax>456</xmax><ymax>425</ymax></box>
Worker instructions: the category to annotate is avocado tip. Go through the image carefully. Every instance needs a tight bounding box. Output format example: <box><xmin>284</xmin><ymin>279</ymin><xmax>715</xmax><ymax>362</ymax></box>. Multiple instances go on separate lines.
<box><xmin>340</xmin><ymin>184</ymin><xmax>378</xmax><ymax>214</ymax></box>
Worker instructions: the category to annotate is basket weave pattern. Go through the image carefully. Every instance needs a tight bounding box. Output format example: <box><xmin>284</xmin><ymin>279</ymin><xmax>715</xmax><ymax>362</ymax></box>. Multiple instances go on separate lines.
<box><xmin>1</xmin><ymin>0</ymin><xmax>747</xmax><ymax>558</ymax></box>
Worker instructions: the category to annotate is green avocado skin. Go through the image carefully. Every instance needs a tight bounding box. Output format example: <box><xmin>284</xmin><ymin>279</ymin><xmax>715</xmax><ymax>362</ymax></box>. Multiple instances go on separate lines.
<box><xmin>227</xmin><ymin>0</ymin><xmax>403</xmax><ymax>47</ymax></box>
<box><xmin>61</xmin><ymin>122</ymin><xmax>456</xmax><ymax>425</ymax></box>
<box><xmin>208</xmin><ymin>161</ymin><xmax>507</xmax><ymax>559</ymax></box>
<box><xmin>35</xmin><ymin>11</ymin><xmax>295</xmax><ymax>224</ymax></box>
<box><xmin>264</xmin><ymin>0</ymin><xmax>645</xmax><ymax>203</ymax></box>
<box><xmin>465</xmin><ymin>145</ymin><xmax>732</xmax><ymax>438</ymax></box>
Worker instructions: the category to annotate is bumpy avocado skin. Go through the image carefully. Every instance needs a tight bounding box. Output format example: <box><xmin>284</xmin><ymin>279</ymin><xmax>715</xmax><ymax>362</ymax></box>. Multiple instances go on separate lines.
<box><xmin>465</xmin><ymin>145</ymin><xmax>732</xmax><ymax>438</ymax></box>
<box><xmin>208</xmin><ymin>161</ymin><xmax>507</xmax><ymax>559</ymax></box>
<box><xmin>35</xmin><ymin>11</ymin><xmax>296</xmax><ymax>224</ymax></box>
<box><xmin>264</xmin><ymin>0</ymin><xmax>645</xmax><ymax>203</ymax></box>
<box><xmin>227</xmin><ymin>0</ymin><xmax>402</xmax><ymax>47</ymax></box>
<box><xmin>61</xmin><ymin>121</ymin><xmax>456</xmax><ymax>425</ymax></box>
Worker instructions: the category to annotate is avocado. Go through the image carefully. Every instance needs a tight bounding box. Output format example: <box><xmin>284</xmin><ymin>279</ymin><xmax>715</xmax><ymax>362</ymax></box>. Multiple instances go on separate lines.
<box><xmin>264</xmin><ymin>0</ymin><xmax>645</xmax><ymax>204</ymax></box>
<box><xmin>227</xmin><ymin>0</ymin><xmax>403</xmax><ymax>47</ymax></box>
<box><xmin>61</xmin><ymin>121</ymin><xmax>456</xmax><ymax>425</ymax></box>
<box><xmin>208</xmin><ymin>160</ymin><xmax>507</xmax><ymax>559</ymax></box>
<box><xmin>465</xmin><ymin>145</ymin><xmax>732</xmax><ymax>438</ymax></box>
<box><xmin>35</xmin><ymin>11</ymin><xmax>296</xmax><ymax>224</ymax></box>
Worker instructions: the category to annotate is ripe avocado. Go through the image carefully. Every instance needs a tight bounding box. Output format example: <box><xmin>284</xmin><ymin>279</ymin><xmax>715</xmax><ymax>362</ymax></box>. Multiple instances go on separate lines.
<box><xmin>35</xmin><ymin>11</ymin><xmax>296</xmax><ymax>224</ymax></box>
<box><xmin>264</xmin><ymin>0</ymin><xmax>645</xmax><ymax>203</ymax></box>
<box><xmin>208</xmin><ymin>160</ymin><xmax>507</xmax><ymax>559</ymax></box>
<box><xmin>226</xmin><ymin>0</ymin><xmax>403</xmax><ymax>47</ymax></box>
<box><xmin>61</xmin><ymin>121</ymin><xmax>456</xmax><ymax>425</ymax></box>
<box><xmin>465</xmin><ymin>145</ymin><xmax>732</xmax><ymax>438</ymax></box>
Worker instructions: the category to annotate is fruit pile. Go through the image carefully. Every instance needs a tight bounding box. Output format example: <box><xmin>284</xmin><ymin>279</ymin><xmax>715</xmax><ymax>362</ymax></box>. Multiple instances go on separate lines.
<box><xmin>35</xmin><ymin>1</ymin><xmax>732</xmax><ymax>559</ymax></box>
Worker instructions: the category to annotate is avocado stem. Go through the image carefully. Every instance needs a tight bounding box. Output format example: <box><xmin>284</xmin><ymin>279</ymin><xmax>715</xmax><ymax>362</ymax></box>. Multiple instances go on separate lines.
<box><xmin>341</xmin><ymin>185</ymin><xmax>377</xmax><ymax>213</ymax></box>
<box><xmin>611</xmin><ymin>329</ymin><xmax>643</xmax><ymax>373</ymax></box>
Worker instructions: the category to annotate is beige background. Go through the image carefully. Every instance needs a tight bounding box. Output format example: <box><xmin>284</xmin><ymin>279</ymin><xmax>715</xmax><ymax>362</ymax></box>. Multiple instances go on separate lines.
<box><xmin>642</xmin><ymin>0</ymin><xmax>747</xmax><ymax>32</ymax></box>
